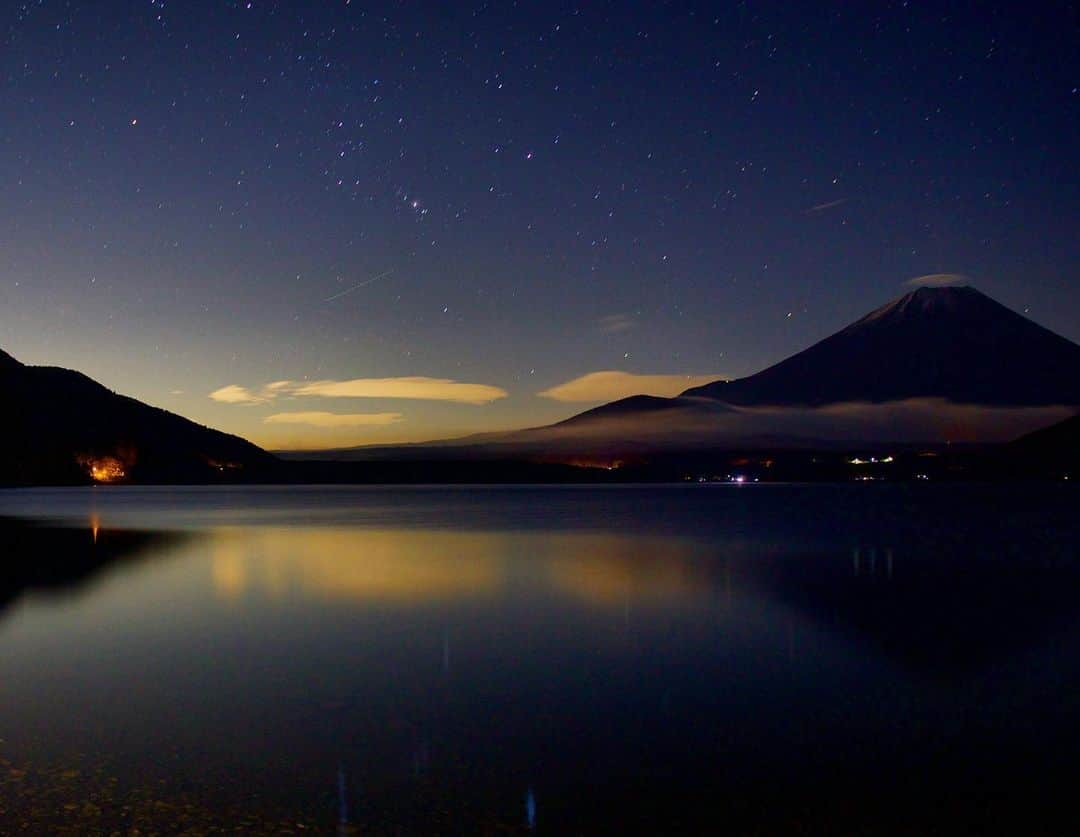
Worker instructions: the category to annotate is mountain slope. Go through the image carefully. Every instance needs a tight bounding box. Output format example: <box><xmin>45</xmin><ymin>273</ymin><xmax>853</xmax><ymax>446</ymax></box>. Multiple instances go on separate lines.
<box><xmin>683</xmin><ymin>286</ymin><xmax>1080</xmax><ymax>406</ymax></box>
<box><xmin>0</xmin><ymin>351</ymin><xmax>276</xmax><ymax>484</ymax></box>
<box><xmin>1005</xmin><ymin>411</ymin><xmax>1080</xmax><ymax>475</ymax></box>
<box><xmin>452</xmin><ymin>286</ymin><xmax>1080</xmax><ymax>454</ymax></box>
<box><xmin>296</xmin><ymin>287</ymin><xmax>1080</xmax><ymax>462</ymax></box>
<box><xmin>1012</xmin><ymin>412</ymin><xmax>1080</xmax><ymax>449</ymax></box>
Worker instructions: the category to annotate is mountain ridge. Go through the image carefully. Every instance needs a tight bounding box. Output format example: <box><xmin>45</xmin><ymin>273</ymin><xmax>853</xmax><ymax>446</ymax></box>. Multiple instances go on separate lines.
<box><xmin>682</xmin><ymin>286</ymin><xmax>1080</xmax><ymax>406</ymax></box>
<box><xmin>4</xmin><ymin>285</ymin><xmax>1079</xmax><ymax>482</ymax></box>
<box><xmin>286</xmin><ymin>286</ymin><xmax>1080</xmax><ymax>462</ymax></box>
<box><xmin>0</xmin><ymin>349</ymin><xmax>276</xmax><ymax>485</ymax></box>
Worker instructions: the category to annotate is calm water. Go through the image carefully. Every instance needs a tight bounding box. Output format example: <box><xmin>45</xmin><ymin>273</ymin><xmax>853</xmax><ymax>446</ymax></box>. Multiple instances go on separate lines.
<box><xmin>1</xmin><ymin>484</ymin><xmax>1077</xmax><ymax>834</ymax></box>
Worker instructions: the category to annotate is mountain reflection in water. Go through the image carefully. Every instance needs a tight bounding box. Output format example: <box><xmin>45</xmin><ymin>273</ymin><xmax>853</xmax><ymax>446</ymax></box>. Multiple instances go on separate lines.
<box><xmin>0</xmin><ymin>485</ymin><xmax>1077</xmax><ymax>834</ymax></box>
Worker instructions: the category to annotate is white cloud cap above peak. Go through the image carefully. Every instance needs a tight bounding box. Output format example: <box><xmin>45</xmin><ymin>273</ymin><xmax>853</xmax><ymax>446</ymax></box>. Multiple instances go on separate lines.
<box><xmin>905</xmin><ymin>273</ymin><xmax>969</xmax><ymax>288</ymax></box>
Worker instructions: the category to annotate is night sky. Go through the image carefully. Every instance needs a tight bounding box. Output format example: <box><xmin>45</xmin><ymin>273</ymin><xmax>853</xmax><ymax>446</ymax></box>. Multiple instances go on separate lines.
<box><xmin>1</xmin><ymin>1</ymin><xmax>1076</xmax><ymax>449</ymax></box>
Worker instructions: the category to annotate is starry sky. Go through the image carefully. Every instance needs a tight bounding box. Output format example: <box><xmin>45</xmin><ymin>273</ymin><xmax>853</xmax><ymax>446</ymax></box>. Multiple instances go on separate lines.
<box><xmin>1</xmin><ymin>1</ymin><xmax>1076</xmax><ymax>449</ymax></box>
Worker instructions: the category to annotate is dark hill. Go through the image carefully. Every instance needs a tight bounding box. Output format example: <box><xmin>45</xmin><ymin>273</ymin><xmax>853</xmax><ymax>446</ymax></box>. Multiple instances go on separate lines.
<box><xmin>1003</xmin><ymin>412</ymin><xmax>1080</xmax><ymax>476</ymax></box>
<box><xmin>1012</xmin><ymin>412</ymin><xmax>1080</xmax><ymax>450</ymax></box>
<box><xmin>0</xmin><ymin>348</ymin><xmax>21</xmax><ymax>371</ymax></box>
<box><xmin>0</xmin><ymin>350</ymin><xmax>277</xmax><ymax>485</ymax></box>
<box><xmin>683</xmin><ymin>286</ymin><xmax>1080</xmax><ymax>407</ymax></box>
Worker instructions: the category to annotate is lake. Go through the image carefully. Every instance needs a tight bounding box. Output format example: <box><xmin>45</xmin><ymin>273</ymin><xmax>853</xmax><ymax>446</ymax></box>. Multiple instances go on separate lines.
<box><xmin>1</xmin><ymin>484</ymin><xmax>1077</xmax><ymax>834</ymax></box>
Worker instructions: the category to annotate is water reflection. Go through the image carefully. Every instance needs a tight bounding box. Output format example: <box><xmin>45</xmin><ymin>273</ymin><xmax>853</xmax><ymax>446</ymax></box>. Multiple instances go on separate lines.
<box><xmin>4</xmin><ymin>515</ymin><xmax>1078</xmax><ymax>680</ymax></box>
<box><xmin>193</xmin><ymin>521</ymin><xmax>1080</xmax><ymax>681</ymax></box>
<box><xmin>205</xmin><ymin>527</ymin><xmax>714</xmax><ymax>607</ymax></box>
<box><xmin>737</xmin><ymin>541</ymin><xmax>1080</xmax><ymax>676</ymax></box>
<box><xmin>543</xmin><ymin>534</ymin><xmax>707</xmax><ymax>604</ymax></box>
<box><xmin>525</xmin><ymin>785</ymin><xmax>536</xmax><ymax>830</ymax></box>
<box><xmin>209</xmin><ymin>528</ymin><xmax>506</xmax><ymax>603</ymax></box>
<box><xmin>0</xmin><ymin>485</ymin><xmax>1078</xmax><ymax>834</ymax></box>
<box><xmin>0</xmin><ymin>516</ymin><xmax>181</xmax><ymax>620</ymax></box>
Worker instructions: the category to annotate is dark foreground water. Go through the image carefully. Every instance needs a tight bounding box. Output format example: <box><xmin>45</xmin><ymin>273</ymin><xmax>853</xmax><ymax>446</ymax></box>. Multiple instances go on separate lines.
<box><xmin>0</xmin><ymin>484</ymin><xmax>1077</xmax><ymax>835</ymax></box>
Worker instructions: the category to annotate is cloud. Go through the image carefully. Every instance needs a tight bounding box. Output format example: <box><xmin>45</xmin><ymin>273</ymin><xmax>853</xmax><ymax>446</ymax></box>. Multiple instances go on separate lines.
<box><xmin>596</xmin><ymin>313</ymin><xmax>637</xmax><ymax>334</ymax></box>
<box><xmin>507</xmin><ymin>398</ymin><xmax>1075</xmax><ymax>452</ymax></box>
<box><xmin>264</xmin><ymin>411</ymin><xmax>403</xmax><ymax>427</ymax></box>
<box><xmin>210</xmin><ymin>384</ymin><xmax>269</xmax><ymax>405</ymax></box>
<box><xmin>803</xmin><ymin>198</ymin><xmax>847</xmax><ymax>214</ymax></box>
<box><xmin>211</xmin><ymin>376</ymin><xmax>508</xmax><ymax>406</ymax></box>
<box><xmin>538</xmin><ymin>370</ymin><xmax>726</xmax><ymax>403</ymax></box>
<box><xmin>291</xmin><ymin>377</ymin><xmax>507</xmax><ymax>404</ymax></box>
<box><xmin>905</xmin><ymin>273</ymin><xmax>968</xmax><ymax>288</ymax></box>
